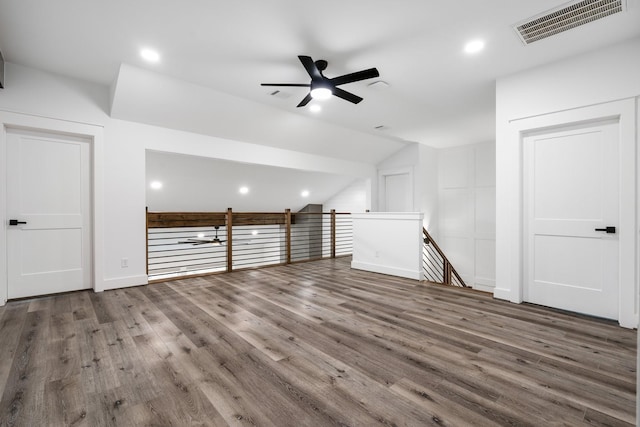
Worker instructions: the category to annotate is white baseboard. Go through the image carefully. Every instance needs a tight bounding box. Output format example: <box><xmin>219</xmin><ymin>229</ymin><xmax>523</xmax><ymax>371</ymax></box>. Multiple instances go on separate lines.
<box><xmin>472</xmin><ymin>277</ymin><xmax>495</xmax><ymax>293</ymax></box>
<box><xmin>492</xmin><ymin>287</ymin><xmax>515</xmax><ymax>302</ymax></box>
<box><xmin>351</xmin><ymin>261</ymin><xmax>421</xmax><ymax>281</ymax></box>
<box><xmin>100</xmin><ymin>274</ymin><xmax>148</xmax><ymax>291</ymax></box>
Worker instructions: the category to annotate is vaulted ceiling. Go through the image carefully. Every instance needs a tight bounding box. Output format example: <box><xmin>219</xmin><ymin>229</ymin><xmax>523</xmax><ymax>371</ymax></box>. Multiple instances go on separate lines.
<box><xmin>0</xmin><ymin>0</ymin><xmax>639</xmax><ymax>163</ymax></box>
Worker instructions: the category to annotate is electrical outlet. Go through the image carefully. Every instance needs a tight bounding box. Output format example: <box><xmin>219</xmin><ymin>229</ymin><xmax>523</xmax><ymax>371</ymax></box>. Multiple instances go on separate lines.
<box><xmin>121</xmin><ymin>258</ymin><xmax>128</xmax><ymax>268</ymax></box>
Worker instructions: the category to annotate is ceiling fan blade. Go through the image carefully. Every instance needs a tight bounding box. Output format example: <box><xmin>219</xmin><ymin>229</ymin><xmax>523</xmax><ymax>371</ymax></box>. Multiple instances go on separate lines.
<box><xmin>332</xmin><ymin>87</ymin><xmax>363</xmax><ymax>104</ymax></box>
<box><xmin>261</xmin><ymin>83</ymin><xmax>310</xmax><ymax>87</ymax></box>
<box><xmin>178</xmin><ymin>240</ymin><xmax>209</xmax><ymax>245</ymax></box>
<box><xmin>331</xmin><ymin>68</ymin><xmax>380</xmax><ymax>86</ymax></box>
<box><xmin>296</xmin><ymin>93</ymin><xmax>313</xmax><ymax>107</ymax></box>
<box><xmin>298</xmin><ymin>55</ymin><xmax>323</xmax><ymax>80</ymax></box>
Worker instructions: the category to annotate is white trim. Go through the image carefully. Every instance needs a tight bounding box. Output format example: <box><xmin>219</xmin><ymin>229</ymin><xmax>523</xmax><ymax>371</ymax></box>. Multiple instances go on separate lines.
<box><xmin>496</xmin><ymin>98</ymin><xmax>637</xmax><ymax>328</ymax></box>
<box><xmin>637</xmin><ymin>94</ymin><xmax>640</xmax><ymax>427</ymax></box>
<box><xmin>102</xmin><ymin>275</ymin><xmax>148</xmax><ymax>291</ymax></box>
<box><xmin>351</xmin><ymin>212</ymin><xmax>423</xmax><ymax>221</ymax></box>
<box><xmin>0</xmin><ymin>111</ymin><xmax>105</xmax><ymax>305</ymax></box>
<box><xmin>474</xmin><ymin>278</ymin><xmax>495</xmax><ymax>293</ymax></box>
<box><xmin>351</xmin><ymin>261</ymin><xmax>422</xmax><ymax>281</ymax></box>
<box><xmin>378</xmin><ymin>167</ymin><xmax>414</xmax><ymax>212</ymax></box>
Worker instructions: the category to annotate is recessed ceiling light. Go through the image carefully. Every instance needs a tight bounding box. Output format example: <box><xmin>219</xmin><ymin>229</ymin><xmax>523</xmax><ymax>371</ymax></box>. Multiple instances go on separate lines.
<box><xmin>301</xmin><ymin>190</ymin><xmax>310</xmax><ymax>197</ymax></box>
<box><xmin>464</xmin><ymin>39</ymin><xmax>485</xmax><ymax>54</ymax></box>
<box><xmin>309</xmin><ymin>104</ymin><xmax>322</xmax><ymax>113</ymax></box>
<box><xmin>141</xmin><ymin>48</ymin><xmax>160</xmax><ymax>62</ymax></box>
<box><xmin>239</xmin><ymin>186</ymin><xmax>249</xmax><ymax>195</ymax></box>
<box><xmin>150</xmin><ymin>181</ymin><xmax>163</xmax><ymax>190</ymax></box>
<box><xmin>252</xmin><ymin>230</ymin><xmax>259</xmax><ymax>236</ymax></box>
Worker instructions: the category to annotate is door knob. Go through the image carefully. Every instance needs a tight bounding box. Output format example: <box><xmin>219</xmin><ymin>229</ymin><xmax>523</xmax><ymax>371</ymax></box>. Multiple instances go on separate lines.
<box><xmin>594</xmin><ymin>226</ymin><xmax>616</xmax><ymax>234</ymax></box>
<box><xmin>9</xmin><ymin>219</ymin><xmax>27</xmax><ymax>226</ymax></box>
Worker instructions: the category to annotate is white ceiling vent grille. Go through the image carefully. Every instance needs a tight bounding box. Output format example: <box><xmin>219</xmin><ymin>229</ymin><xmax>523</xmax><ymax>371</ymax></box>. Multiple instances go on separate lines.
<box><xmin>514</xmin><ymin>0</ymin><xmax>626</xmax><ymax>45</ymax></box>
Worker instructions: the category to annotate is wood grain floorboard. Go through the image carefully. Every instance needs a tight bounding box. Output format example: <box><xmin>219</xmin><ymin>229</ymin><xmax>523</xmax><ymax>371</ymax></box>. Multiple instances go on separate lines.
<box><xmin>0</xmin><ymin>257</ymin><xmax>636</xmax><ymax>426</ymax></box>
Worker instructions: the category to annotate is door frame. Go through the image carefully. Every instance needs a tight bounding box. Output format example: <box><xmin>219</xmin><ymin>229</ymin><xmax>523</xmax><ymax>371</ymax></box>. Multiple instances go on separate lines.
<box><xmin>378</xmin><ymin>167</ymin><xmax>414</xmax><ymax>212</ymax></box>
<box><xmin>495</xmin><ymin>99</ymin><xmax>636</xmax><ymax>327</ymax></box>
<box><xmin>522</xmin><ymin>119</ymin><xmax>620</xmax><ymax>319</ymax></box>
<box><xmin>0</xmin><ymin>111</ymin><xmax>105</xmax><ymax>305</ymax></box>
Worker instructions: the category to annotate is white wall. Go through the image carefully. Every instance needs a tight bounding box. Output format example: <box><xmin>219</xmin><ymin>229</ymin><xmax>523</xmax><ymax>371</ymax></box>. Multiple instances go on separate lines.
<box><xmin>322</xmin><ymin>179</ymin><xmax>369</xmax><ymax>213</ymax></box>
<box><xmin>418</xmin><ymin>144</ymin><xmax>439</xmax><ymax>238</ymax></box>
<box><xmin>351</xmin><ymin>212</ymin><xmax>424</xmax><ymax>280</ymax></box>
<box><xmin>495</xmin><ymin>37</ymin><xmax>640</xmax><ymax>328</ymax></box>
<box><xmin>437</xmin><ymin>142</ymin><xmax>496</xmax><ymax>291</ymax></box>
<box><xmin>0</xmin><ymin>62</ymin><xmax>378</xmax><ymax>301</ymax></box>
<box><xmin>145</xmin><ymin>151</ymin><xmax>361</xmax><ymax>213</ymax></box>
<box><xmin>107</xmin><ymin>116</ymin><xmax>377</xmax><ymax>289</ymax></box>
<box><xmin>0</xmin><ymin>63</ymin><xmax>108</xmax><ymax>124</ymax></box>
<box><xmin>376</xmin><ymin>143</ymin><xmax>418</xmax><ymax>212</ymax></box>
<box><xmin>375</xmin><ymin>143</ymin><xmax>439</xmax><ymax>234</ymax></box>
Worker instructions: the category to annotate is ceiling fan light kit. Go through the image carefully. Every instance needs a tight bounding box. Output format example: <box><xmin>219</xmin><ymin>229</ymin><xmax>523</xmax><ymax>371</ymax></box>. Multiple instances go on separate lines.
<box><xmin>261</xmin><ymin>55</ymin><xmax>379</xmax><ymax>107</ymax></box>
<box><xmin>310</xmin><ymin>86</ymin><xmax>332</xmax><ymax>100</ymax></box>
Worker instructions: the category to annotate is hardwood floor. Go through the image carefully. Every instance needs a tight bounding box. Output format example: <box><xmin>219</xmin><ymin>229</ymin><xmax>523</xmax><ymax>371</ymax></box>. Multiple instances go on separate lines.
<box><xmin>0</xmin><ymin>257</ymin><xmax>636</xmax><ymax>426</ymax></box>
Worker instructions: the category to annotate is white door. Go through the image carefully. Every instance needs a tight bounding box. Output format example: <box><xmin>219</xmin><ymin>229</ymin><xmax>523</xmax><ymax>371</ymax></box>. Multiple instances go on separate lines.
<box><xmin>6</xmin><ymin>128</ymin><xmax>92</xmax><ymax>299</ymax></box>
<box><xmin>384</xmin><ymin>173</ymin><xmax>412</xmax><ymax>212</ymax></box>
<box><xmin>523</xmin><ymin>120</ymin><xmax>619</xmax><ymax>320</ymax></box>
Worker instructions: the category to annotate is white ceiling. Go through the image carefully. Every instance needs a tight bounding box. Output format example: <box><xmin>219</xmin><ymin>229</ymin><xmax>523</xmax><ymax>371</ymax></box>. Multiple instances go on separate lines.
<box><xmin>1</xmin><ymin>0</ymin><xmax>639</xmax><ymax>160</ymax></box>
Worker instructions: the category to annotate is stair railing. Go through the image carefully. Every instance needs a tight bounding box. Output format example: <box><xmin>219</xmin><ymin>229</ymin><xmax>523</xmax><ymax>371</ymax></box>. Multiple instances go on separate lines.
<box><xmin>422</xmin><ymin>227</ymin><xmax>467</xmax><ymax>287</ymax></box>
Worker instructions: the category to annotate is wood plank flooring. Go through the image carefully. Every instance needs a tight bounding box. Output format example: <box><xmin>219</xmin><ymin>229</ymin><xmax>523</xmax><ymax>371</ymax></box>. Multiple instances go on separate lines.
<box><xmin>0</xmin><ymin>257</ymin><xmax>636</xmax><ymax>426</ymax></box>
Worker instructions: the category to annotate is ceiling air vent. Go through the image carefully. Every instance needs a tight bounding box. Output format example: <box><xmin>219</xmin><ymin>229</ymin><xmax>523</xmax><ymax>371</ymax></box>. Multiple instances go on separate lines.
<box><xmin>514</xmin><ymin>0</ymin><xmax>626</xmax><ymax>45</ymax></box>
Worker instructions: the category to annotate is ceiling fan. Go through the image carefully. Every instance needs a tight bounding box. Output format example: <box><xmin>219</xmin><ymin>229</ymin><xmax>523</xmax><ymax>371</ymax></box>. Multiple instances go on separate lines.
<box><xmin>261</xmin><ymin>55</ymin><xmax>380</xmax><ymax>107</ymax></box>
<box><xmin>179</xmin><ymin>226</ymin><xmax>225</xmax><ymax>246</ymax></box>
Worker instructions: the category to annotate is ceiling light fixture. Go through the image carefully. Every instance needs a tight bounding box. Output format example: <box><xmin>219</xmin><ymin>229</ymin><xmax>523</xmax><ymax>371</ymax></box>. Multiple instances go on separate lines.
<box><xmin>210</xmin><ymin>226</ymin><xmax>223</xmax><ymax>246</ymax></box>
<box><xmin>301</xmin><ymin>190</ymin><xmax>310</xmax><ymax>197</ymax></box>
<box><xmin>310</xmin><ymin>88</ymin><xmax>332</xmax><ymax>100</ymax></box>
<box><xmin>150</xmin><ymin>181</ymin><xmax>163</xmax><ymax>190</ymax></box>
<box><xmin>464</xmin><ymin>39</ymin><xmax>485</xmax><ymax>54</ymax></box>
<box><xmin>261</xmin><ymin>55</ymin><xmax>378</xmax><ymax>107</ymax></box>
<box><xmin>140</xmin><ymin>48</ymin><xmax>160</xmax><ymax>62</ymax></box>
<box><xmin>239</xmin><ymin>186</ymin><xmax>249</xmax><ymax>194</ymax></box>
<box><xmin>310</xmin><ymin>81</ymin><xmax>332</xmax><ymax>100</ymax></box>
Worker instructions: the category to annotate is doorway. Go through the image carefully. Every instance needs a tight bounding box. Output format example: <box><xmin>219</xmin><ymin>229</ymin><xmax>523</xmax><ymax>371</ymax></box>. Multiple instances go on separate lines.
<box><xmin>6</xmin><ymin>128</ymin><xmax>92</xmax><ymax>299</ymax></box>
<box><xmin>523</xmin><ymin>119</ymin><xmax>620</xmax><ymax>319</ymax></box>
<box><xmin>379</xmin><ymin>168</ymin><xmax>413</xmax><ymax>212</ymax></box>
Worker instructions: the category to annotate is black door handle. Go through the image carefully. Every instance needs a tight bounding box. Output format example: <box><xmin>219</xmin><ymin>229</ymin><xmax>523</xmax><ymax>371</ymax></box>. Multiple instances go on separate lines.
<box><xmin>9</xmin><ymin>219</ymin><xmax>27</xmax><ymax>226</ymax></box>
<box><xmin>594</xmin><ymin>226</ymin><xmax>616</xmax><ymax>234</ymax></box>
